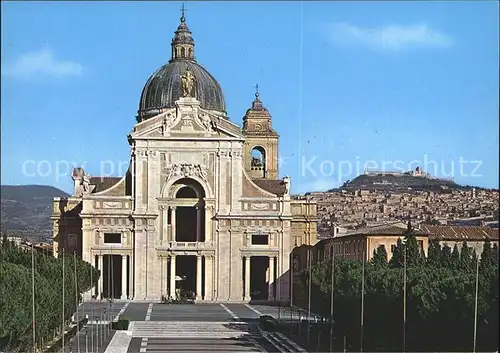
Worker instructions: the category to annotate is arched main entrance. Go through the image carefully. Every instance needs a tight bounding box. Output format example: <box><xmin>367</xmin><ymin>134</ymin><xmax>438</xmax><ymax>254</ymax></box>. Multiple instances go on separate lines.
<box><xmin>166</xmin><ymin>178</ymin><xmax>208</xmax><ymax>300</ymax></box>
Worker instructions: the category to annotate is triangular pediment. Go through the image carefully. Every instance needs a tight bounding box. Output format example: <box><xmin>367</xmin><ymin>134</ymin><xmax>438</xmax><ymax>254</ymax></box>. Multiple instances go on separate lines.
<box><xmin>130</xmin><ymin>107</ymin><xmax>243</xmax><ymax>140</ymax></box>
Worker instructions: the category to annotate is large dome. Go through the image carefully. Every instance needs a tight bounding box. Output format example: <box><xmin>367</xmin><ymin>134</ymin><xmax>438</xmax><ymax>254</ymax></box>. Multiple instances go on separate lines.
<box><xmin>138</xmin><ymin>12</ymin><xmax>226</xmax><ymax>120</ymax></box>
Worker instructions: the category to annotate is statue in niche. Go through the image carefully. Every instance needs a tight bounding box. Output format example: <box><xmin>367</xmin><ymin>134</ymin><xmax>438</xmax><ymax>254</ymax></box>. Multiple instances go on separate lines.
<box><xmin>181</xmin><ymin>67</ymin><xmax>195</xmax><ymax>97</ymax></box>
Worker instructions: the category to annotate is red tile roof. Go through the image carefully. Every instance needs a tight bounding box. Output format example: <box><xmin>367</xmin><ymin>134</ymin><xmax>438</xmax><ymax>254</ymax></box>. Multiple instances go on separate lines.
<box><xmin>420</xmin><ymin>225</ymin><xmax>499</xmax><ymax>241</ymax></box>
<box><xmin>348</xmin><ymin>223</ymin><xmax>428</xmax><ymax>236</ymax></box>
<box><xmin>252</xmin><ymin>179</ymin><xmax>286</xmax><ymax>196</ymax></box>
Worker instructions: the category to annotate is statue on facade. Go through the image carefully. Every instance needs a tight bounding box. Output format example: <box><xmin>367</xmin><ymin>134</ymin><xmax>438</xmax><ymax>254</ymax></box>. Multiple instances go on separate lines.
<box><xmin>161</xmin><ymin>111</ymin><xmax>176</xmax><ymax>136</ymax></box>
<box><xmin>167</xmin><ymin>164</ymin><xmax>182</xmax><ymax>180</ymax></box>
<box><xmin>181</xmin><ymin>67</ymin><xmax>195</xmax><ymax>97</ymax></box>
<box><xmin>199</xmin><ymin>113</ymin><xmax>213</xmax><ymax>132</ymax></box>
<box><xmin>75</xmin><ymin>173</ymin><xmax>92</xmax><ymax>197</ymax></box>
<box><xmin>165</xmin><ymin>163</ymin><xmax>208</xmax><ymax>181</ymax></box>
<box><xmin>283</xmin><ymin>176</ymin><xmax>291</xmax><ymax>195</ymax></box>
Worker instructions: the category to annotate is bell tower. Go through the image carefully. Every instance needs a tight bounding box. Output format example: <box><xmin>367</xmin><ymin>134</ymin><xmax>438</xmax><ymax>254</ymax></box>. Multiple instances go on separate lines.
<box><xmin>242</xmin><ymin>85</ymin><xmax>279</xmax><ymax>180</ymax></box>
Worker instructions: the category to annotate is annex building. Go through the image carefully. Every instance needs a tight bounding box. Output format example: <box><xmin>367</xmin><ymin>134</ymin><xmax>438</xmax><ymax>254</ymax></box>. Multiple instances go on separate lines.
<box><xmin>52</xmin><ymin>11</ymin><xmax>318</xmax><ymax>302</ymax></box>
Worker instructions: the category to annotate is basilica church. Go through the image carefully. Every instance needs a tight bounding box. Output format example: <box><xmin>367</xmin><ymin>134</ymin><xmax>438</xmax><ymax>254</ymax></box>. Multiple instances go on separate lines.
<box><xmin>52</xmin><ymin>10</ymin><xmax>318</xmax><ymax>302</ymax></box>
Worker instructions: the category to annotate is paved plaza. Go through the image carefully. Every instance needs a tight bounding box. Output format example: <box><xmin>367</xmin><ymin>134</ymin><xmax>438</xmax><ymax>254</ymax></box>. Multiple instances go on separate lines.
<box><xmin>62</xmin><ymin>302</ymin><xmax>309</xmax><ymax>352</ymax></box>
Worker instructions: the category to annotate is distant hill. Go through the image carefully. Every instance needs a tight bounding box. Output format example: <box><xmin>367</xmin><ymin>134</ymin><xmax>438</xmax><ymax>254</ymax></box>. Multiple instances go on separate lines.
<box><xmin>1</xmin><ymin>185</ymin><xmax>69</xmax><ymax>241</ymax></box>
<box><xmin>331</xmin><ymin>173</ymin><xmax>476</xmax><ymax>193</ymax></box>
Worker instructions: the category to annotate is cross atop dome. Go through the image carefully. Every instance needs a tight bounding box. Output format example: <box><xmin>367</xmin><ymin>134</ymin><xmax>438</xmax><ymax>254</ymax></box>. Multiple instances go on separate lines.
<box><xmin>180</xmin><ymin>3</ymin><xmax>187</xmax><ymax>23</ymax></box>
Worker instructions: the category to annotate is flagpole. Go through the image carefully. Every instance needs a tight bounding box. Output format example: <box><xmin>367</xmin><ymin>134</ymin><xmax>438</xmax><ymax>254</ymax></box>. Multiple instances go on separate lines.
<box><xmin>329</xmin><ymin>250</ymin><xmax>335</xmax><ymax>352</ymax></box>
<box><xmin>62</xmin><ymin>248</ymin><xmax>65</xmax><ymax>352</ymax></box>
<box><xmin>91</xmin><ymin>257</ymin><xmax>94</xmax><ymax>353</ymax></box>
<box><xmin>32</xmin><ymin>244</ymin><xmax>36</xmax><ymax>353</ymax></box>
<box><xmin>473</xmin><ymin>251</ymin><xmax>480</xmax><ymax>353</ymax></box>
<box><xmin>307</xmin><ymin>247</ymin><xmax>312</xmax><ymax>346</ymax></box>
<box><xmin>74</xmin><ymin>252</ymin><xmax>80</xmax><ymax>353</ymax></box>
<box><xmin>403</xmin><ymin>245</ymin><xmax>407</xmax><ymax>353</ymax></box>
<box><xmin>290</xmin><ymin>253</ymin><xmax>293</xmax><ymax>334</ymax></box>
<box><xmin>360</xmin><ymin>248</ymin><xmax>365</xmax><ymax>353</ymax></box>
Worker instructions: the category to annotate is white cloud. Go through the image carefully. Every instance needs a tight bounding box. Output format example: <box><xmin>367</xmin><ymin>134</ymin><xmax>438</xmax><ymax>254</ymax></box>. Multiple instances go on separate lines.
<box><xmin>2</xmin><ymin>48</ymin><xmax>83</xmax><ymax>79</ymax></box>
<box><xmin>326</xmin><ymin>22</ymin><xmax>454</xmax><ymax>51</ymax></box>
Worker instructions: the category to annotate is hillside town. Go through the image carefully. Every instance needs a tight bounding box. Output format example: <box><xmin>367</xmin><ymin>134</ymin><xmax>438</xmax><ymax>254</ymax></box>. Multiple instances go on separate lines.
<box><xmin>305</xmin><ymin>172</ymin><xmax>499</xmax><ymax>238</ymax></box>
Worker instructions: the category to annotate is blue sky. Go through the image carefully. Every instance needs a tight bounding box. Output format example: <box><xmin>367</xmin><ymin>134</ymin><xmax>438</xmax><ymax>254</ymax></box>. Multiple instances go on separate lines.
<box><xmin>1</xmin><ymin>1</ymin><xmax>498</xmax><ymax>194</ymax></box>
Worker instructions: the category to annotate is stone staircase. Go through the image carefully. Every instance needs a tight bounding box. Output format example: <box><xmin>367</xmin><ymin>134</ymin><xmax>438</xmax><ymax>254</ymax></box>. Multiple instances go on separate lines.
<box><xmin>129</xmin><ymin>321</ymin><xmax>260</xmax><ymax>339</ymax></box>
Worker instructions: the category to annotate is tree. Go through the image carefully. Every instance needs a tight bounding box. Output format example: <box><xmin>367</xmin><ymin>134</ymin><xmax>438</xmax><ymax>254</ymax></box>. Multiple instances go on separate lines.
<box><xmin>371</xmin><ymin>245</ymin><xmax>388</xmax><ymax>268</ymax></box>
<box><xmin>440</xmin><ymin>245</ymin><xmax>452</xmax><ymax>268</ymax></box>
<box><xmin>492</xmin><ymin>243</ymin><xmax>499</xmax><ymax>266</ymax></box>
<box><xmin>389</xmin><ymin>238</ymin><xmax>404</xmax><ymax>268</ymax></box>
<box><xmin>459</xmin><ymin>241</ymin><xmax>473</xmax><ymax>273</ymax></box>
<box><xmin>403</xmin><ymin>221</ymin><xmax>423</xmax><ymax>267</ymax></box>
<box><xmin>450</xmin><ymin>244</ymin><xmax>460</xmax><ymax>269</ymax></box>
<box><xmin>427</xmin><ymin>239</ymin><xmax>442</xmax><ymax>267</ymax></box>
<box><xmin>480</xmin><ymin>239</ymin><xmax>496</xmax><ymax>280</ymax></box>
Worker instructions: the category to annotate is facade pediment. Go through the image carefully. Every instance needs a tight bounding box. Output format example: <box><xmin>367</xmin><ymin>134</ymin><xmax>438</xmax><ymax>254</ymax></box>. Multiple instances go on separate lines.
<box><xmin>130</xmin><ymin>99</ymin><xmax>243</xmax><ymax>140</ymax></box>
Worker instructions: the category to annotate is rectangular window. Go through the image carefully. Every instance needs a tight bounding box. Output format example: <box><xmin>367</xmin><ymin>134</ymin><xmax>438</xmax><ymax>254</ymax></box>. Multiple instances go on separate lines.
<box><xmin>391</xmin><ymin>244</ymin><xmax>397</xmax><ymax>253</ymax></box>
<box><xmin>104</xmin><ymin>233</ymin><xmax>121</xmax><ymax>244</ymax></box>
<box><xmin>252</xmin><ymin>233</ymin><xmax>268</xmax><ymax>245</ymax></box>
<box><xmin>418</xmin><ymin>240</ymin><xmax>424</xmax><ymax>250</ymax></box>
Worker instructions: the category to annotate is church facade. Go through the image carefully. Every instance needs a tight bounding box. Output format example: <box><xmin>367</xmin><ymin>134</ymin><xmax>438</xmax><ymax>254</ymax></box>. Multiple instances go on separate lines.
<box><xmin>52</xmin><ymin>12</ymin><xmax>318</xmax><ymax>302</ymax></box>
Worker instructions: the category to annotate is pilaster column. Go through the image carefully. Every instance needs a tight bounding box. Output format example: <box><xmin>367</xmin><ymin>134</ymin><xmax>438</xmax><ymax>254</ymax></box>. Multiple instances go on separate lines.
<box><xmin>196</xmin><ymin>255</ymin><xmax>203</xmax><ymax>300</ymax></box>
<box><xmin>169</xmin><ymin>255</ymin><xmax>176</xmax><ymax>300</ymax></box>
<box><xmin>163</xmin><ymin>256</ymin><xmax>168</xmax><ymax>297</ymax></box>
<box><xmin>268</xmin><ymin>256</ymin><xmax>275</xmax><ymax>301</ymax></box>
<box><xmin>98</xmin><ymin>255</ymin><xmax>104</xmax><ymax>299</ymax></box>
<box><xmin>162</xmin><ymin>206</ymin><xmax>168</xmax><ymax>243</ymax></box>
<box><xmin>204</xmin><ymin>255</ymin><xmax>213</xmax><ymax>300</ymax></box>
<box><xmin>170</xmin><ymin>207</ymin><xmax>176</xmax><ymax>242</ymax></box>
<box><xmin>244</xmin><ymin>256</ymin><xmax>251</xmax><ymax>301</ymax></box>
<box><xmin>204</xmin><ymin>205</ymin><xmax>212</xmax><ymax>243</ymax></box>
<box><xmin>196</xmin><ymin>207</ymin><xmax>201</xmax><ymax>242</ymax></box>
<box><xmin>121</xmin><ymin>255</ymin><xmax>128</xmax><ymax>299</ymax></box>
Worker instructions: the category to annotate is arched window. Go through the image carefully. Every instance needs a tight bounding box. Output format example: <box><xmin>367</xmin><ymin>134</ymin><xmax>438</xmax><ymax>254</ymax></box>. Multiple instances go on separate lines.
<box><xmin>250</xmin><ymin>146</ymin><xmax>266</xmax><ymax>178</ymax></box>
<box><xmin>171</xmin><ymin>178</ymin><xmax>206</xmax><ymax>243</ymax></box>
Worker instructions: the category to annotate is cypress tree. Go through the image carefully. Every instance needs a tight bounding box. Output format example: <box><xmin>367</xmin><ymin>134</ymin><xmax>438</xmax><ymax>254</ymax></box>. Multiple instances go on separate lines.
<box><xmin>492</xmin><ymin>243</ymin><xmax>499</xmax><ymax>266</ymax></box>
<box><xmin>450</xmin><ymin>244</ymin><xmax>460</xmax><ymax>269</ymax></box>
<box><xmin>371</xmin><ymin>245</ymin><xmax>388</xmax><ymax>268</ymax></box>
<box><xmin>480</xmin><ymin>239</ymin><xmax>495</xmax><ymax>278</ymax></box>
<box><xmin>441</xmin><ymin>245</ymin><xmax>452</xmax><ymax>268</ymax></box>
<box><xmin>427</xmin><ymin>239</ymin><xmax>442</xmax><ymax>267</ymax></box>
<box><xmin>389</xmin><ymin>238</ymin><xmax>404</xmax><ymax>268</ymax></box>
<box><xmin>459</xmin><ymin>241</ymin><xmax>473</xmax><ymax>273</ymax></box>
<box><xmin>403</xmin><ymin>221</ymin><xmax>423</xmax><ymax>267</ymax></box>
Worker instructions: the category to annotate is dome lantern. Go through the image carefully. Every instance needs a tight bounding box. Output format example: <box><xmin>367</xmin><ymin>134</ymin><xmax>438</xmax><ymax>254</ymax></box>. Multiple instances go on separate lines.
<box><xmin>170</xmin><ymin>4</ymin><xmax>195</xmax><ymax>62</ymax></box>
